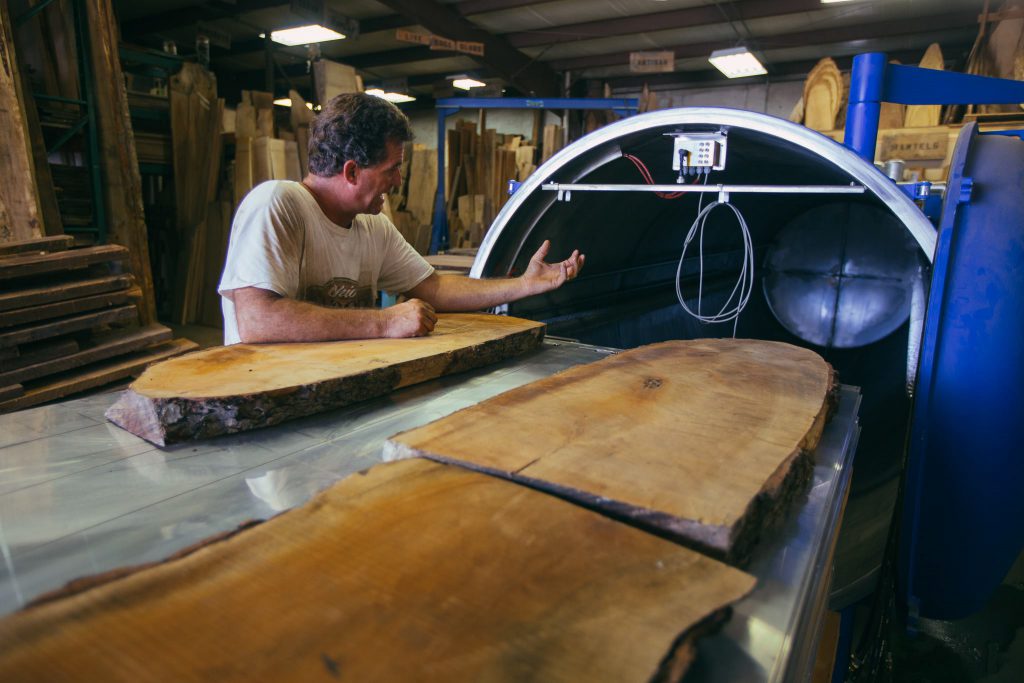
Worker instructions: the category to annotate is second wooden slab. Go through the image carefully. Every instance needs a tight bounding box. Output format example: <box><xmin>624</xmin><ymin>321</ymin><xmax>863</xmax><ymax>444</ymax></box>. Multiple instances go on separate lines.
<box><xmin>106</xmin><ymin>313</ymin><xmax>545</xmax><ymax>446</ymax></box>
<box><xmin>387</xmin><ymin>338</ymin><xmax>836</xmax><ymax>562</ymax></box>
<box><xmin>0</xmin><ymin>459</ymin><xmax>754</xmax><ymax>682</ymax></box>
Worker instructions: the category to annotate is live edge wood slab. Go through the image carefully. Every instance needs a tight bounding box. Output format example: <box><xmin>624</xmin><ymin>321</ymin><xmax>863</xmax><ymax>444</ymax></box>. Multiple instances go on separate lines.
<box><xmin>106</xmin><ymin>313</ymin><xmax>545</xmax><ymax>446</ymax></box>
<box><xmin>386</xmin><ymin>339</ymin><xmax>837</xmax><ymax>563</ymax></box>
<box><xmin>0</xmin><ymin>459</ymin><xmax>755</xmax><ymax>683</ymax></box>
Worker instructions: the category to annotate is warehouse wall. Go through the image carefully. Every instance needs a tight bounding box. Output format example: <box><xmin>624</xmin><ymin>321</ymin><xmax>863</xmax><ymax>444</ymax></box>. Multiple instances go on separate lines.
<box><xmin>407</xmin><ymin>109</ymin><xmax>562</xmax><ymax>149</ymax></box>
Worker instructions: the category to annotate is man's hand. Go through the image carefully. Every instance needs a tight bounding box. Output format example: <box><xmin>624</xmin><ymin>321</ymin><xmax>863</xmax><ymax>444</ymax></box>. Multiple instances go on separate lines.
<box><xmin>384</xmin><ymin>298</ymin><xmax>437</xmax><ymax>337</ymax></box>
<box><xmin>521</xmin><ymin>240</ymin><xmax>585</xmax><ymax>296</ymax></box>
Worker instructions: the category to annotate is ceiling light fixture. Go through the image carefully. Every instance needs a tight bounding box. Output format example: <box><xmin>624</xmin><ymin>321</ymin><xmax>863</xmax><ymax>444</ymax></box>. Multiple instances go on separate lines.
<box><xmin>365</xmin><ymin>88</ymin><xmax>416</xmax><ymax>104</ymax></box>
<box><xmin>708</xmin><ymin>46</ymin><xmax>767</xmax><ymax>78</ymax></box>
<box><xmin>452</xmin><ymin>77</ymin><xmax>486</xmax><ymax>90</ymax></box>
<box><xmin>263</xmin><ymin>24</ymin><xmax>346</xmax><ymax>46</ymax></box>
<box><xmin>273</xmin><ymin>98</ymin><xmax>314</xmax><ymax>109</ymax></box>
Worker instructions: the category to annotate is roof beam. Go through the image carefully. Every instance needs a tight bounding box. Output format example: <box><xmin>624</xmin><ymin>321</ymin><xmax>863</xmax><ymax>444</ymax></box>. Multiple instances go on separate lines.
<box><xmin>549</xmin><ymin>9</ymin><xmax>978</xmax><ymax>72</ymax></box>
<box><xmin>601</xmin><ymin>47</ymin><xmax>968</xmax><ymax>90</ymax></box>
<box><xmin>120</xmin><ymin>0</ymin><xmax>286</xmax><ymax>38</ymax></box>
<box><xmin>507</xmin><ymin>0</ymin><xmax>821</xmax><ymax>49</ymax></box>
<box><xmin>370</xmin><ymin>0</ymin><xmax>559</xmax><ymax>96</ymax></box>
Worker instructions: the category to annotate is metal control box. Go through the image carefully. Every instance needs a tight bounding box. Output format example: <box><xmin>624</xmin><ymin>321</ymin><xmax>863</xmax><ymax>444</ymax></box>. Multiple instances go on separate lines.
<box><xmin>669</xmin><ymin>131</ymin><xmax>728</xmax><ymax>173</ymax></box>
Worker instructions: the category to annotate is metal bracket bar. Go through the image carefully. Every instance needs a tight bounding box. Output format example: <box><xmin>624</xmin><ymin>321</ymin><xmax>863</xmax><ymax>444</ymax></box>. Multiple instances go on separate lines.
<box><xmin>16</xmin><ymin>0</ymin><xmax>60</xmax><ymax>26</ymax></box>
<box><xmin>33</xmin><ymin>93</ymin><xmax>87</xmax><ymax>106</ymax></box>
<box><xmin>542</xmin><ymin>182</ymin><xmax>866</xmax><ymax>201</ymax></box>
<box><xmin>47</xmin><ymin>115</ymin><xmax>89</xmax><ymax>155</ymax></box>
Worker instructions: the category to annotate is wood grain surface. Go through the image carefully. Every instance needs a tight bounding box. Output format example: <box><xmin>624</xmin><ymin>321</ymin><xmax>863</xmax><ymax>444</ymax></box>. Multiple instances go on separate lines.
<box><xmin>0</xmin><ymin>458</ymin><xmax>755</xmax><ymax>682</ymax></box>
<box><xmin>106</xmin><ymin>314</ymin><xmax>545</xmax><ymax>446</ymax></box>
<box><xmin>387</xmin><ymin>339</ymin><xmax>835</xmax><ymax>561</ymax></box>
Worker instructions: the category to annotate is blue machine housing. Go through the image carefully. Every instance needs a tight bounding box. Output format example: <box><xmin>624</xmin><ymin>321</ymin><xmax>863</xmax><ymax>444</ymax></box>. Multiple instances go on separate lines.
<box><xmin>844</xmin><ymin>54</ymin><xmax>1024</xmax><ymax>620</ymax></box>
<box><xmin>900</xmin><ymin>124</ymin><xmax>1024</xmax><ymax>620</ymax></box>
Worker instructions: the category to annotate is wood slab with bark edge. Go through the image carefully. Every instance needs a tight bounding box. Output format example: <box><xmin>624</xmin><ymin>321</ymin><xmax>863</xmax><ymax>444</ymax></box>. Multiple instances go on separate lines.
<box><xmin>0</xmin><ymin>458</ymin><xmax>755</xmax><ymax>683</ymax></box>
<box><xmin>386</xmin><ymin>339</ymin><xmax>836</xmax><ymax>563</ymax></box>
<box><xmin>106</xmin><ymin>314</ymin><xmax>545</xmax><ymax>446</ymax></box>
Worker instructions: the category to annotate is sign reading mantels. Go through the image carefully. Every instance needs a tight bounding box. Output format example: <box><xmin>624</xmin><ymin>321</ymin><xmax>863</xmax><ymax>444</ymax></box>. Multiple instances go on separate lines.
<box><xmin>396</xmin><ymin>29</ymin><xmax>485</xmax><ymax>57</ymax></box>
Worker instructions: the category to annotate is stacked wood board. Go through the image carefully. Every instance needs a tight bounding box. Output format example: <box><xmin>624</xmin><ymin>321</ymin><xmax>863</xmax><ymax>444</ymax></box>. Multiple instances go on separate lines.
<box><xmin>106</xmin><ymin>314</ymin><xmax>546</xmax><ymax>446</ymax></box>
<box><xmin>0</xmin><ymin>236</ymin><xmax>196</xmax><ymax>412</ymax></box>
<box><xmin>0</xmin><ymin>458</ymin><xmax>756</xmax><ymax>682</ymax></box>
<box><xmin>442</xmin><ymin>120</ymin><xmax>538</xmax><ymax>250</ymax></box>
<box><xmin>386</xmin><ymin>339</ymin><xmax>836</xmax><ymax>563</ymax></box>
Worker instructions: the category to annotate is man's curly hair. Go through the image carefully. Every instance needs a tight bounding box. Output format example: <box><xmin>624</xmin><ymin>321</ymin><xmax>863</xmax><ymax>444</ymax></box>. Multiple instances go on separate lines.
<box><xmin>307</xmin><ymin>93</ymin><xmax>413</xmax><ymax>176</ymax></box>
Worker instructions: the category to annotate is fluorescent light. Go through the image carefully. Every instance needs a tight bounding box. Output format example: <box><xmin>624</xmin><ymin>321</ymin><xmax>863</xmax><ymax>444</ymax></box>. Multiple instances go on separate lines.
<box><xmin>708</xmin><ymin>47</ymin><xmax>767</xmax><ymax>78</ymax></box>
<box><xmin>266</xmin><ymin>24</ymin><xmax>346</xmax><ymax>46</ymax></box>
<box><xmin>452</xmin><ymin>77</ymin><xmax>486</xmax><ymax>90</ymax></box>
<box><xmin>365</xmin><ymin>88</ymin><xmax>416</xmax><ymax>104</ymax></box>
<box><xmin>273</xmin><ymin>98</ymin><xmax>314</xmax><ymax>109</ymax></box>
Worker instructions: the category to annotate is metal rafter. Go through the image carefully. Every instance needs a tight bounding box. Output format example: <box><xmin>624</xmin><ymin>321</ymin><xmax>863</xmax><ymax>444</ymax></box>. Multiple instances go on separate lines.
<box><xmin>549</xmin><ymin>9</ymin><xmax>978</xmax><ymax>72</ymax></box>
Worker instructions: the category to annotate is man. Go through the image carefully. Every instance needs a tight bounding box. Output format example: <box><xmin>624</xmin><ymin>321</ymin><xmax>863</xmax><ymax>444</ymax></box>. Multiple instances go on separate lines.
<box><xmin>218</xmin><ymin>92</ymin><xmax>584</xmax><ymax>345</ymax></box>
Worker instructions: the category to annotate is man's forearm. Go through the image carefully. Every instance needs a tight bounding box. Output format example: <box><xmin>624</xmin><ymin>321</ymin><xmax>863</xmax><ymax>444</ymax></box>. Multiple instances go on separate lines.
<box><xmin>409</xmin><ymin>273</ymin><xmax>532</xmax><ymax>312</ymax></box>
<box><xmin>236</xmin><ymin>294</ymin><xmax>388</xmax><ymax>342</ymax></box>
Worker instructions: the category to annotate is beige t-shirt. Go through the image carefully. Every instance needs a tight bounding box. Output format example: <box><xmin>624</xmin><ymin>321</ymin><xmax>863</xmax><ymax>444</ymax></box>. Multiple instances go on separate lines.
<box><xmin>218</xmin><ymin>181</ymin><xmax>434</xmax><ymax>345</ymax></box>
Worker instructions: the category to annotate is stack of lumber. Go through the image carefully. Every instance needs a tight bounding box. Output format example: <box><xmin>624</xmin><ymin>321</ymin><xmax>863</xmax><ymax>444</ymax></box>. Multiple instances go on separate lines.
<box><xmin>0</xmin><ymin>236</ymin><xmax>196</xmax><ymax>413</ymax></box>
<box><xmin>6</xmin><ymin>0</ymin><xmax>157</xmax><ymax>324</ymax></box>
<box><xmin>802</xmin><ymin>57</ymin><xmax>844</xmax><ymax>132</ymax></box>
<box><xmin>170</xmin><ymin>63</ymin><xmax>226</xmax><ymax>326</ymax></box>
<box><xmin>388</xmin><ymin>143</ymin><xmax>436</xmax><ymax>254</ymax></box>
<box><xmin>541</xmin><ymin>122</ymin><xmax>564</xmax><ymax>163</ymax></box>
<box><xmin>441</xmin><ymin>120</ymin><xmax>538</xmax><ymax>250</ymax></box>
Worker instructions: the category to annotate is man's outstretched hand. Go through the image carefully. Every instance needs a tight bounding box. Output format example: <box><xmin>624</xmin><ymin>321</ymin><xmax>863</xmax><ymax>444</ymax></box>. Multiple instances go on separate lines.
<box><xmin>521</xmin><ymin>240</ymin><xmax>585</xmax><ymax>296</ymax></box>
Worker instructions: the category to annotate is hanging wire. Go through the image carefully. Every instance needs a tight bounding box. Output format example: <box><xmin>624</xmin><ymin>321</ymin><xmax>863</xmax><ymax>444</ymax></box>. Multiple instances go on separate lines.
<box><xmin>675</xmin><ymin>193</ymin><xmax>755</xmax><ymax>337</ymax></box>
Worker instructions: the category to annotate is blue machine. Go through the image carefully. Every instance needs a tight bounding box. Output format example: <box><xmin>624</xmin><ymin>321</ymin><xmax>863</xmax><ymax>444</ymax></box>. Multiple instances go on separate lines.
<box><xmin>845</xmin><ymin>54</ymin><xmax>1024</xmax><ymax>621</ymax></box>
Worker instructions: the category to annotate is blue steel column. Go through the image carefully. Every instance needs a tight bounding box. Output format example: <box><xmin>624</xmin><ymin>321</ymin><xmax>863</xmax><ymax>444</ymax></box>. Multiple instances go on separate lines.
<box><xmin>844</xmin><ymin>53</ymin><xmax>887</xmax><ymax>162</ymax></box>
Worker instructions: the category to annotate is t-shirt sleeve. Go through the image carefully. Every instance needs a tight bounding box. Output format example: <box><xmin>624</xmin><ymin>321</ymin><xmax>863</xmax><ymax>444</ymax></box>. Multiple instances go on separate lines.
<box><xmin>375</xmin><ymin>217</ymin><xmax>435</xmax><ymax>295</ymax></box>
<box><xmin>218</xmin><ymin>183</ymin><xmax>304</xmax><ymax>298</ymax></box>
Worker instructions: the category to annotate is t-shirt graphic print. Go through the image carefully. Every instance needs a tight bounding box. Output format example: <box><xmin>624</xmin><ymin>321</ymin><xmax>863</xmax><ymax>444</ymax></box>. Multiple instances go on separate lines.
<box><xmin>305</xmin><ymin>275</ymin><xmax>375</xmax><ymax>308</ymax></box>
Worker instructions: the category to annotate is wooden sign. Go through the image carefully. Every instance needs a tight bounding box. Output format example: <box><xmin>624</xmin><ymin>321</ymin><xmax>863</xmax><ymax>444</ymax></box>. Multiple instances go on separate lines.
<box><xmin>879</xmin><ymin>132</ymin><xmax>949</xmax><ymax>161</ymax></box>
<box><xmin>395</xmin><ymin>28</ymin><xmax>430</xmax><ymax>46</ymax></box>
<box><xmin>429</xmin><ymin>35</ymin><xmax>456</xmax><ymax>51</ymax></box>
<box><xmin>106</xmin><ymin>314</ymin><xmax>545</xmax><ymax>446</ymax></box>
<box><xmin>630</xmin><ymin>50</ymin><xmax>675</xmax><ymax>73</ymax></box>
<box><xmin>456</xmin><ymin>40</ymin><xmax>485</xmax><ymax>57</ymax></box>
<box><xmin>387</xmin><ymin>339</ymin><xmax>836</xmax><ymax>562</ymax></box>
<box><xmin>0</xmin><ymin>459</ymin><xmax>755</xmax><ymax>682</ymax></box>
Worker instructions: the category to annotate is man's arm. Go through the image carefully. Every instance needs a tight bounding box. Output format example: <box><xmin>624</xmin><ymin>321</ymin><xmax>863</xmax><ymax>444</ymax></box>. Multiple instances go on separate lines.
<box><xmin>406</xmin><ymin>240</ymin><xmax>584</xmax><ymax>312</ymax></box>
<box><xmin>228</xmin><ymin>287</ymin><xmax>437</xmax><ymax>342</ymax></box>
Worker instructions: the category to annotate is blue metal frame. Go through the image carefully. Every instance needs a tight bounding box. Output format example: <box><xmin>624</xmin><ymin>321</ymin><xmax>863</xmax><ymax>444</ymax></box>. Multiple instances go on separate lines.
<box><xmin>844</xmin><ymin>52</ymin><xmax>1024</xmax><ymax>160</ymax></box>
<box><xmin>430</xmin><ymin>97</ymin><xmax>639</xmax><ymax>253</ymax></box>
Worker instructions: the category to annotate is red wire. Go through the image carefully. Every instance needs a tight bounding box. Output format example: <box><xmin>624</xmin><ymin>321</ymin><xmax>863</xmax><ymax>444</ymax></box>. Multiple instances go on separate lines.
<box><xmin>622</xmin><ymin>153</ymin><xmax>699</xmax><ymax>199</ymax></box>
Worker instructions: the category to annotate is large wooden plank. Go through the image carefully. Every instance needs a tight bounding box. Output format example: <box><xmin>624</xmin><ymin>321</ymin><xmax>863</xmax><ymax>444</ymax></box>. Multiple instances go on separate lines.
<box><xmin>0</xmin><ymin>458</ymin><xmax>755</xmax><ymax>682</ymax></box>
<box><xmin>0</xmin><ymin>244</ymin><xmax>127</xmax><ymax>280</ymax></box>
<box><xmin>85</xmin><ymin>0</ymin><xmax>157</xmax><ymax>324</ymax></box>
<box><xmin>387</xmin><ymin>339</ymin><xmax>836</xmax><ymax>562</ymax></box>
<box><xmin>0</xmin><ymin>290</ymin><xmax>130</xmax><ymax>328</ymax></box>
<box><xmin>0</xmin><ymin>235</ymin><xmax>73</xmax><ymax>257</ymax></box>
<box><xmin>0</xmin><ymin>325</ymin><xmax>171</xmax><ymax>386</ymax></box>
<box><xmin>0</xmin><ymin>273</ymin><xmax>132</xmax><ymax>313</ymax></box>
<box><xmin>0</xmin><ymin>305</ymin><xmax>137</xmax><ymax>349</ymax></box>
<box><xmin>0</xmin><ymin>338</ymin><xmax>196</xmax><ymax>413</ymax></box>
<box><xmin>0</xmin><ymin>337</ymin><xmax>79</xmax><ymax>373</ymax></box>
<box><xmin>106</xmin><ymin>314</ymin><xmax>545</xmax><ymax>446</ymax></box>
<box><xmin>0</xmin><ymin>1</ymin><xmax>43</xmax><ymax>242</ymax></box>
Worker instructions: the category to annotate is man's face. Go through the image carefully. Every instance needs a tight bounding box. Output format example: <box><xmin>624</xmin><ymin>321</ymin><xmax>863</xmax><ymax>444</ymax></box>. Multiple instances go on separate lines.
<box><xmin>355</xmin><ymin>139</ymin><xmax>404</xmax><ymax>215</ymax></box>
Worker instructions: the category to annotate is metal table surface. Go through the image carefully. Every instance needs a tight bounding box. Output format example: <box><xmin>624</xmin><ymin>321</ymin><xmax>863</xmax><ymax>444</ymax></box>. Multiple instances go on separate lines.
<box><xmin>0</xmin><ymin>339</ymin><xmax>859</xmax><ymax>681</ymax></box>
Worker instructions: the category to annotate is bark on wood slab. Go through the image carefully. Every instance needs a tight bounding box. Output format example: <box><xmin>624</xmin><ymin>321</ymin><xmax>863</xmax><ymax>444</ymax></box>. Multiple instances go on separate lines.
<box><xmin>106</xmin><ymin>314</ymin><xmax>546</xmax><ymax>447</ymax></box>
<box><xmin>386</xmin><ymin>339</ymin><xmax>837</xmax><ymax>563</ymax></box>
<box><xmin>0</xmin><ymin>337</ymin><xmax>79</xmax><ymax>373</ymax></box>
<box><xmin>0</xmin><ymin>458</ymin><xmax>755</xmax><ymax>682</ymax></box>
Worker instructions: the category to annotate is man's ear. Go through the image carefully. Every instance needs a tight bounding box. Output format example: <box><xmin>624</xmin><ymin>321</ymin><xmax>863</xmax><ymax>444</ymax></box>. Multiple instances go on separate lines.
<box><xmin>341</xmin><ymin>159</ymin><xmax>360</xmax><ymax>185</ymax></box>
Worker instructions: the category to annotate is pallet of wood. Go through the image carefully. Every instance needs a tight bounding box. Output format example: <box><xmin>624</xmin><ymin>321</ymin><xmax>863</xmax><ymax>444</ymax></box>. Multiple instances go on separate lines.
<box><xmin>0</xmin><ymin>236</ymin><xmax>197</xmax><ymax>413</ymax></box>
